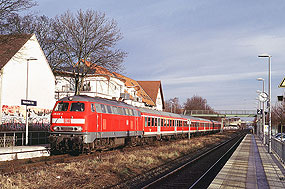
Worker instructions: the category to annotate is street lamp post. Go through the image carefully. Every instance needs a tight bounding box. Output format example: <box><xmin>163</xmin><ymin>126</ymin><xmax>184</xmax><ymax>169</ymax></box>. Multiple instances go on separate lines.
<box><xmin>257</xmin><ymin>78</ymin><xmax>266</xmax><ymax>145</ymax></box>
<box><xmin>25</xmin><ymin>58</ymin><xmax>37</xmax><ymax>145</ymax></box>
<box><xmin>258</xmin><ymin>54</ymin><xmax>272</xmax><ymax>153</ymax></box>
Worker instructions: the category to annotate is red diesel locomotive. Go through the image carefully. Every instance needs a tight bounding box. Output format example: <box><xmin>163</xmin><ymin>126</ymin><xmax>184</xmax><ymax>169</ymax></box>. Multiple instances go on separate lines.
<box><xmin>49</xmin><ymin>95</ymin><xmax>221</xmax><ymax>153</ymax></box>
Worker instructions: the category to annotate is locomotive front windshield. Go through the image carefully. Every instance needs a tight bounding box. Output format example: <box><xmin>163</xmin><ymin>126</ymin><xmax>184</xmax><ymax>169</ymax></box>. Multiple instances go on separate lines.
<box><xmin>70</xmin><ymin>102</ymin><xmax>85</xmax><ymax>112</ymax></box>
<box><xmin>54</xmin><ymin>102</ymin><xmax>69</xmax><ymax>111</ymax></box>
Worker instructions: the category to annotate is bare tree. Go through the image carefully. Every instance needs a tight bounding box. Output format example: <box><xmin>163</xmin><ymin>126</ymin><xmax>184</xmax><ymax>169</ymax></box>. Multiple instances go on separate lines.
<box><xmin>165</xmin><ymin>97</ymin><xmax>182</xmax><ymax>114</ymax></box>
<box><xmin>184</xmin><ymin>95</ymin><xmax>214</xmax><ymax>112</ymax></box>
<box><xmin>51</xmin><ymin>9</ymin><xmax>127</xmax><ymax>95</ymax></box>
<box><xmin>272</xmin><ymin>97</ymin><xmax>285</xmax><ymax>133</ymax></box>
<box><xmin>0</xmin><ymin>0</ymin><xmax>37</xmax><ymax>34</ymax></box>
<box><xmin>0</xmin><ymin>8</ymin><xmax>126</xmax><ymax>95</ymax></box>
<box><xmin>0</xmin><ymin>13</ymin><xmax>60</xmax><ymax>67</ymax></box>
<box><xmin>0</xmin><ymin>0</ymin><xmax>36</xmax><ymax>19</ymax></box>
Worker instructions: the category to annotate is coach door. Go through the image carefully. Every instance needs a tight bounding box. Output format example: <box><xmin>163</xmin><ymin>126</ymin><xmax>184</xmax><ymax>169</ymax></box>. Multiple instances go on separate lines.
<box><xmin>135</xmin><ymin>116</ymin><xmax>138</xmax><ymax>135</ymax></box>
<box><xmin>157</xmin><ymin>118</ymin><xmax>161</xmax><ymax>134</ymax></box>
<box><xmin>173</xmin><ymin>119</ymin><xmax>175</xmax><ymax>133</ymax></box>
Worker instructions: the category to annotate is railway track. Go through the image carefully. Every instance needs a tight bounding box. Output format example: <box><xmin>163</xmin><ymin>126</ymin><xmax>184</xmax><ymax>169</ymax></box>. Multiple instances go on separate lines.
<box><xmin>121</xmin><ymin>131</ymin><xmax>246</xmax><ymax>189</ymax></box>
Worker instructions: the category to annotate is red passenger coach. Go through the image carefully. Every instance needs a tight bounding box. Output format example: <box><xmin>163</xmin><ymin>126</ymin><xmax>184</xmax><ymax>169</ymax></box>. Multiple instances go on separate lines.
<box><xmin>49</xmin><ymin>95</ymin><xmax>222</xmax><ymax>153</ymax></box>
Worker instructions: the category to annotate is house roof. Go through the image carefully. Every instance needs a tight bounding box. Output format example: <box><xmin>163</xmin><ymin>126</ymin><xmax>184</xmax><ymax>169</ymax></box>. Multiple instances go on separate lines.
<box><xmin>55</xmin><ymin>60</ymin><xmax>164</xmax><ymax>108</ymax></box>
<box><xmin>0</xmin><ymin>34</ymin><xmax>33</xmax><ymax>69</ymax></box>
<box><xmin>113</xmin><ymin>73</ymin><xmax>156</xmax><ymax>106</ymax></box>
<box><xmin>137</xmin><ymin>81</ymin><xmax>165</xmax><ymax>109</ymax></box>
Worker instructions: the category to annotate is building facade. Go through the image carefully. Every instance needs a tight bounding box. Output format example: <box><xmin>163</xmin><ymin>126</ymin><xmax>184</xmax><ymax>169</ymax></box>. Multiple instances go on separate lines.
<box><xmin>0</xmin><ymin>34</ymin><xmax>55</xmax><ymax>131</ymax></box>
<box><xmin>55</xmin><ymin>63</ymin><xmax>165</xmax><ymax>111</ymax></box>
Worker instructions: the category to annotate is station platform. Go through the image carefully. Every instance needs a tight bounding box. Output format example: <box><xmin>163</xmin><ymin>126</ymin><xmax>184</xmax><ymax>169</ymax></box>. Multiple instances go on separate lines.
<box><xmin>0</xmin><ymin>144</ymin><xmax>50</xmax><ymax>161</ymax></box>
<box><xmin>209</xmin><ymin>134</ymin><xmax>285</xmax><ymax>188</ymax></box>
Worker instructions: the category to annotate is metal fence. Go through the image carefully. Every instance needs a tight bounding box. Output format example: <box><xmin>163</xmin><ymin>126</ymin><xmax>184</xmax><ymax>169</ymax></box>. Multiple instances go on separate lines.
<box><xmin>0</xmin><ymin>131</ymin><xmax>49</xmax><ymax>147</ymax></box>
<box><xmin>272</xmin><ymin>137</ymin><xmax>285</xmax><ymax>163</ymax></box>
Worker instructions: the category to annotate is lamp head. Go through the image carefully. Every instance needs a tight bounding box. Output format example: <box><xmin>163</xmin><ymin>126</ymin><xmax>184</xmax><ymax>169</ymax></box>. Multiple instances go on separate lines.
<box><xmin>257</xmin><ymin>78</ymin><xmax>264</xmax><ymax>81</ymax></box>
<box><xmin>27</xmin><ymin>57</ymin><xmax>37</xmax><ymax>61</ymax></box>
<box><xmin>258</xmin><ymin>53</ymin><xmax>271</xmax><ymax>58</ymax></box>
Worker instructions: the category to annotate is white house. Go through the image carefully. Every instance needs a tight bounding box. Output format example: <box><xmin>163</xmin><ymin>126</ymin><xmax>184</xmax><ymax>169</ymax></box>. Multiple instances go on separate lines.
<box><xmin>0</xmin><ymin>34</ymin><xmax>55</xmax><ymax>129</ymax></box>
<box><xmin>55</xmin><ymin>63</ymin><xmax>165</xmax><ymax>111</ymax></box>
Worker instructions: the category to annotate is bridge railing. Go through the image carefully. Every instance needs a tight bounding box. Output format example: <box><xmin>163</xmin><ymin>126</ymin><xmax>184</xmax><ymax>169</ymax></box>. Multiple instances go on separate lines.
<box><xmin>186</xmin><ymin>110</ymin><xmax>257</xmax><ymax>115</ymax></box>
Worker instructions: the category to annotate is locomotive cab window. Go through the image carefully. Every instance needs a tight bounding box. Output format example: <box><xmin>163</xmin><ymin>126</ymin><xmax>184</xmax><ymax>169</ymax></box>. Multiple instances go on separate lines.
<box><xmin>70</xmin><ymin>102</ymin><xmax>85</xmax><ymax>112</ymax></box>
<box><xmin>54</xmin><ymin>102</ymin><xmax>69</xmax><ymax>111</ymax></box>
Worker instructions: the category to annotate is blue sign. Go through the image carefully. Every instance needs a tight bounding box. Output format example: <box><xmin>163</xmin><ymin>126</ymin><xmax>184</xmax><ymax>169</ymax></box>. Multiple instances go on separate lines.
<box><xmin>21</xmin><ymin>99</ymin><xmax>37</xmax><ymax>106</ymax></box>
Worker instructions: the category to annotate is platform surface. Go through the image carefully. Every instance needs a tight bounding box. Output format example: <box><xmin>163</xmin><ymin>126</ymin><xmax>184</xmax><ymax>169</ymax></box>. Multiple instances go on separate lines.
<box><xmin>209</xmin><ymin>134</ymin><xmax>285</xmax><ymax>189</ymax></box>
<box><xmin>0</xmin><ymin>144</ymin><xmax>50</xmax><ymax>161</ymax></box>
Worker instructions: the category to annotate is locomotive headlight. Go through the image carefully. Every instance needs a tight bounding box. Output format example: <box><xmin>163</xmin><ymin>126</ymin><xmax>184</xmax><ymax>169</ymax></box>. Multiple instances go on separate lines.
<box><xmin>53</xmin><ymin>126</ymin><xmax>60</xmax><ymax>131</ymax></box>
<box><xmin>52</xmin><ymin>126</ymin><xmax>82</xmax><ymax>132</ymax></box>
<box><xmin>73</xmin><ymin>126</ymin><xmax>83</xmax><ymax>131</ymax></box>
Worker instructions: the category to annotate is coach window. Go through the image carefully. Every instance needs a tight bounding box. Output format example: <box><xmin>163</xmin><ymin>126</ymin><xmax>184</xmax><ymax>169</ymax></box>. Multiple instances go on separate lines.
<box><xmin>106</xmin><ymin>105</ymin><xmax>112</xmax><ymax>114</ymax></box>
<box><xmin>161</xmin><ymin>119</ymin><xmax>164</xmax><ymax>127</ymax></box>
<box><xmin>154</xmin><ymin>118</ymin><xmax>158</xmax><ymax>127</ymax></box>
<box><xmin>135</xmin><ymin>110</ymin><xmax>140</xmax><ymax>116</ymax></box>
<box><xmin>137</xmin><ymin>110</ymin><xmax>141</xmax><ymax>117</ymax></box>
<box><xmin>151</xmin><ymin>118</ymin><xmax>155</xmax><ymax>127</ymax></box>
<box><xmin>158</xmin><ymin>118</ymin><xmax>160</xmax><ymax>126</ymax></box>
<box><xmin>123</xmin><ymin>108</ymin><xmax>128</xmax><ymax>115</ymax></box>
<box><xmin>117</xmin><ymin>107</ymin><xmax>124</xmax><ymax>115</ymax></box>
<box><xmin>126</xmin><ymin>108</ymin><xmax>130</xmax><ymax>115</ymax></box>
<box><xmin>125</xmin><ymin>108</ymin><xmax>129</xmax><ymax>115</ymax></box>
<box><xmin>91</xmin><ymin>104</ymin><xmax>95</xmax><ymax>112</ymax></box>
<box><xmin>100</xmin><ymin>104</ymin><xmax>106</xmax><ymax>113</ymax></box>
<box><xmin>112</xmin><ymin>106</ymin><xmax>118</xmax><ymax>114</ymax></box>
<box><xmin>145</xmin><ymin>117</ymin><xmax>148</xmax><ymax>127</ymax></box>
<box><xmin>70</xmin><ymin>102</ymin><xmax>85</xmax><ymax>112</ymax></box>
<box><xmin>95</xmin><ymin>103</ymin><xmax>102</xmax><ymax>113</ymax></box>
<box><xmin>129</xmin><ymin>109</ymin><xmax>134</xmax><ymax>116</ymax></box>
<box><xmin>148</xmin><ymin>117</ymin><xmax>151</xmax><ymax>127</ymax></box>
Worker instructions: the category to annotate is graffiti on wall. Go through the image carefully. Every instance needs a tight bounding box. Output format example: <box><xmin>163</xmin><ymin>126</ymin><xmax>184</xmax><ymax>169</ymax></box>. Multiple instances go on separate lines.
<box><xmin>0</xmin><ymin>105</ymin><xmax>51</xmax><ymax>131</ymax></box>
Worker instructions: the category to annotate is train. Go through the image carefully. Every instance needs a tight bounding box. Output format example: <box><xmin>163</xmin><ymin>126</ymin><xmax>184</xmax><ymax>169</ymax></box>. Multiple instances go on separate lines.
<box><xmin>49</xmin><ymin>95</ymin><xmax>222</xmax><ymax>153</ymax></box>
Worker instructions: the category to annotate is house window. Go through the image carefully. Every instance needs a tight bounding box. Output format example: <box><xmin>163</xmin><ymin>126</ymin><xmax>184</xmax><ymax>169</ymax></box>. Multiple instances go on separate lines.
<box><xmin>83</xmin><ymin>81</ymin><xmax>91</xmax><ymax>91</ymax></box>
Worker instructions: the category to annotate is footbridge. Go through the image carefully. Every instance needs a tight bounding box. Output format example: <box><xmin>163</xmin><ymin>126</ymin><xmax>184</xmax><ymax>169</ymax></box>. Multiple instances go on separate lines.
<box><xmin>186</xmin><ymin>110</ymin><xmax>257</xmax><ymax>117</ymax></box>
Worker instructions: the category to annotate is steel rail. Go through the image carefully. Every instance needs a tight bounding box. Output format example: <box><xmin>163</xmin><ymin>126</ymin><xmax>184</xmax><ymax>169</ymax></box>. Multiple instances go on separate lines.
<box><xmin>189</xmin><ymin>134</ymin><xmax>244</xmax><ymax>188</ymax></box>
<box><xmin>141</xmin><ymin>133</ymin><xmax>245</xmax><ymax>189</ymax></box>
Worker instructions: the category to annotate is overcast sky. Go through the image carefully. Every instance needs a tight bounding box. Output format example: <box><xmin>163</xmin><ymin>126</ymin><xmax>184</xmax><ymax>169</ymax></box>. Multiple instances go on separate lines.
<box><xmin>32</xmin><ymin>0</ymin><xmax>285</xmax><ymax>110</ymax></box>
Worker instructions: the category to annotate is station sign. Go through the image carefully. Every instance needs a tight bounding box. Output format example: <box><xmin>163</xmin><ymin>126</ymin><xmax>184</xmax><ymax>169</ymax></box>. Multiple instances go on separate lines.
<box><xmin>21</xmin><ymin>99</ymin><xmax>37</xmax><ymax>106</ymax></box>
